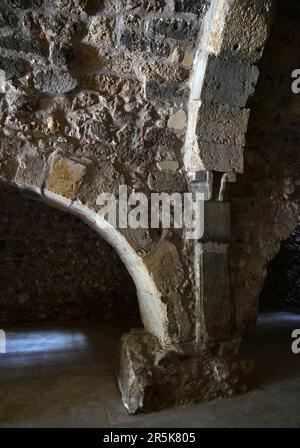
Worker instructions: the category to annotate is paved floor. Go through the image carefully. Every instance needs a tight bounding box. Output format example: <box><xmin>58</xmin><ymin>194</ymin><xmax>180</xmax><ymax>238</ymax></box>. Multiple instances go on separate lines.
<box><xmin>0</xmin><ymin>312</ymin><xmax>299</xmax><ymax>428</ymax></box>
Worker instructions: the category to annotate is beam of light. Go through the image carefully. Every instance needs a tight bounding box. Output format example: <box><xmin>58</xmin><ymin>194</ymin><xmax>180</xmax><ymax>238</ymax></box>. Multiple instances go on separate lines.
<box><xmin>2</xmin><ymin>329</ymin><xmax>89</xmax><ymax>355</ymax></box>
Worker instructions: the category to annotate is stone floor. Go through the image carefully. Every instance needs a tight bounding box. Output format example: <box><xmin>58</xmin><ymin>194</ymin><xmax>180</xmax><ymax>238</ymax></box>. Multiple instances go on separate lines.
<box><xmin>0</xmin><ymin>312</ymin><xmax>299</xmax><ymax>428</ymax></box>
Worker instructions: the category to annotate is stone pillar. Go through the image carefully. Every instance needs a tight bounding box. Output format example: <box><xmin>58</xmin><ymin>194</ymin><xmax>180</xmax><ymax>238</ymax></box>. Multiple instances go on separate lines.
<box><xmin>118</xmin><ymin>172</ymin><xmax>255</xmax><ymax>414</ymax></box>
<box><xmin>118</xmin><ymin>0</ymin><xmax>276</xmax><ymax>415</ymax></box>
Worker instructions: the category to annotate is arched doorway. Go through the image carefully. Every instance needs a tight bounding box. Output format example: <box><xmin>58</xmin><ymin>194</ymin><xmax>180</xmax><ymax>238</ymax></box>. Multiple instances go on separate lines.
<box><xmin>0</xmin><ymin>185</ymin><xmax>140</xmax><ymax>324</ymax></box>
<box><xmin>261</xmin><ymin>223</ymin><xmax>300</xmax><ymax>314</ymax></box>
<box><xmin>0</xmin><ymin>184</ymin><xmax>143</xmax><ymax>427</ymax></box>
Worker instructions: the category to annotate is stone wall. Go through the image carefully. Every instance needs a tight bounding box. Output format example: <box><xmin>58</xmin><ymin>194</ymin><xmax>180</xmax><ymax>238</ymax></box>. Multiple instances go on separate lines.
<box><xmin>0</xmin><ymin>187</ymin><xmax>138</xmax><ymax>324</ymax></box>
<box><xmin>231</xmin><ymin>0</ymin><xmax>300</xmax><ymax>332</ymax></box>
<box><xmin>0</xmin><ymin>0</ymin><xmax>207</xmax><ymax>173</ymax></box>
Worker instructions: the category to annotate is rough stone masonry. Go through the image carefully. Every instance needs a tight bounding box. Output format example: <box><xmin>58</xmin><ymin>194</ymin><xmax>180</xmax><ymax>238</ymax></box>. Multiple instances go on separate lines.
<box><xmin>0</xmin><ymin>0</ymin><xmax>282</xmax><ymax>413</ymax></box>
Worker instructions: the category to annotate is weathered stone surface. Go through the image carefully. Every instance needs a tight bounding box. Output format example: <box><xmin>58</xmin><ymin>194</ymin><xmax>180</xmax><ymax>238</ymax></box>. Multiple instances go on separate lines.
<box><xmin>121</xmin><ymin>0</ymin><xmax>165</xmax><ymax>12</ymax></box>
<box><xmin>149</xmin><ymin>17</ymin><xmax>197</xmax><ymax>41</ymax></box>
<box><xmin>145</xmin><ymin>80</ymin><xmax>187</xmax><ymax>105</ymax></box>
<box><xmin>120</xmin><ymin>30</ymin><xmax>170</xmax><ymax>57</ymax></box>
<box><xmin>0</xmin><ymin>56</ymin><xmax>28</xmax><ymax>79</ymax></box>
<box><xmin>139</xmin><ymin>61</ymin><xmax>190</xmax><ymax>82</ymax></box>
<box><xmin>46</xmin><ymin>155</ymin><xmax>89</xmax><ymax>199</ymax></box>
<box><xmin>197</xmin><ymin>141</ymin><xmax>244</xmax><ymax>173</ymax></box>
<box><xmin>196</xmin><ymin>103</ymin><xmax>249</xmax><ymax>147</ymax></box>
<box><xmin>14</xmin><ymin>155</ymin><xmax>47</xmax><ymax>193</ymax></box>
<box><xmin>144</xmin><ymin>127</ymin><xmax>180</xmax><ymax>151</ymax></box>
<box><xmin>52</xmin><ymin>0</ymin><xmax>88</xmax><ymax>13</ymax></box>
<box><xmin>80</xmin><ymin>73</ymin><xmax>140</xmax><ymax>96</ymax></box>
<box><xmin>192</xmin><ymin>102</ymin><xmax>248</xmax><ymax>167</ymax></box>
<box><xmin>86</xmin><ymin>16</ymin><xmax>115</xmax><ymax>45</ymax></box>
<box><xmin>201</xmin><ymin>55</ymin><xmax>259</xmax><ymax>107</ymax></box>
<box><xmin>118</xmin><ymin>330</ymin><xmax>157</xmax><ymax>414</ymax></box>
<box><xmin>143</xmin><ymin>240</ymin><xmax>184</xmax><ymax>293</ymax></box>
<box><xmin>220</xmin><ymin>0</ymin><xmax>272</xmax><ymax>62</ymax></box>
<box><xmin>49</xmin><ymin>41</ymin><xmax>73</xmax><ymax>67</ymax></box>
<box><xmin>230</xmin><ymin>2</ymin><xmax>300</xmax><ymax>333</ymax></box>
<box><xmin>174</xmin><ymin>0</ymin><xmax>210</xmax><ymax>15</ymax></box>
<box><xmin>36</xmin><ymin>13</ymin><xmax>86</xmax><ymax>39</ymax></box>
<box><xmin>118</xmin><ymin>329</ymin><xmax>254</xmax><ymax>414</ymax></box>
<box><xmin>75</xmin><ymin>162</ymin><xmax>121</xmax><ymax>208</ymax></box>
<box><xmin>147</xmin><ymin>169</ymin><xmax>187</xmax><ymax>192</ymax></box>
<box><xmin>201</xmin><ymin>201</ymin><xmax>231</xmax><ymax>242</ymax></box>
<box><xmin>199</xmin><ymin>242</ymin><xmax>231</xmax><ymax>341</ymax></box>
<box><xmin>2</xmin><ymin>0</ymin><xmax>32</xmax><ymax>8</ymax></box>
<box><xmin>0</xmin><ymin>10</ymin><xmax>18</xmax><ymax>28</ymax></box>
<box><xmin>0</xmin><ymin>35</ymin><xmax>47</xmax><ymax>57</ymax></box>
<box><xmin>33</xmin><ymin>67</ymin><xmax>77</xmax><ymax>94</ymax></box>
<box><xmin>156</xmin><ymin>160</ymin><xmax>179</xmax><ymax>171</ymax></box>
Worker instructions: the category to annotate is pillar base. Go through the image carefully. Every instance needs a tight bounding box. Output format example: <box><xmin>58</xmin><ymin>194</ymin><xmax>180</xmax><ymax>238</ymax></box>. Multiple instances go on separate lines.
<box><xmin>117</xmin><ymin>329</ymin><xmax>255</xmax><ymax>414</ymax></box>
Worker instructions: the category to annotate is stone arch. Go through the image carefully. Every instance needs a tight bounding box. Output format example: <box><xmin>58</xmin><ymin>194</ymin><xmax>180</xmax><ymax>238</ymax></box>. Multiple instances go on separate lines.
<box><xmin>185</xmin><ymin>0</ymin><xmax>274</xmax><ymax>174</ymax></box>
<box><xmin>0</xmin><ymin>146</ymin><xmax>194</xmax><ymax>414</ymax></box>
<box><xmin>0</xmin><ymin>151</ymin><xmax>183</xmax><ymax>347</ymax></box>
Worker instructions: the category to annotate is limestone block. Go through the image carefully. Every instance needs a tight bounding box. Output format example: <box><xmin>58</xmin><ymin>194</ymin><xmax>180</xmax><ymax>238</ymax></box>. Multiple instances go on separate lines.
<box><xmin>201</xmin><ymin>55</ymin><xmax>259</xmax><ymax>107</ymax></box>
<box><xmin>139</xmin><ymin>61</ymin><xmax>190</xmax><ymax>82</ymax></box>
<box><xmin>75</xmin><ymin>162</ymin><xmax>121</xmax><ymax>210</ymax></box>
<box><xmin>120</xmin><ymin>30</ymin><xmax>170</xmax><ymax>57</ymax></box>
<box><xmin>14</xmin><ymin>155</ymin><xmax>47</xmax><ymax>196</ymax></box>
<box><xmin>46</xmin><ymin>155</ymin><xmax>89</xmax><ymax>199</ymax></box>
<box><xmin>147</xmin><ymin>169</ymin><xmax>187</xmax><ymax>193</ymax></box>
<box><xmin>145</xmin><ymin>80</ymin><xmax>188</xmax><ymax>106</ymax></box>
<box><xmin>33</xmin><ymin>67</ymin><xmax>78</xmax><ymax>94</ymax></box>
<box><xmin>86</xmin><ymin>16</ymin><xmax>115</xmax><ymax>45</ymax></box>
<box><xmin>148</xmin><ymin>17</ymin><xmax>197</xmax><ymax>41</ymax></box>
<box><xmin>196</xmin><ymin>103</ymin><xmax>250</xmax><ymax>147</ymax></box>
<box><xmin>220</xmin><ymin>0</ymin><xmax>272</xmax><ymax>63</ymax></box>
<box><xmin>197</xmin><ymin>141</ymin><xmax>244</xmax><ymax>173</ymax></box>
